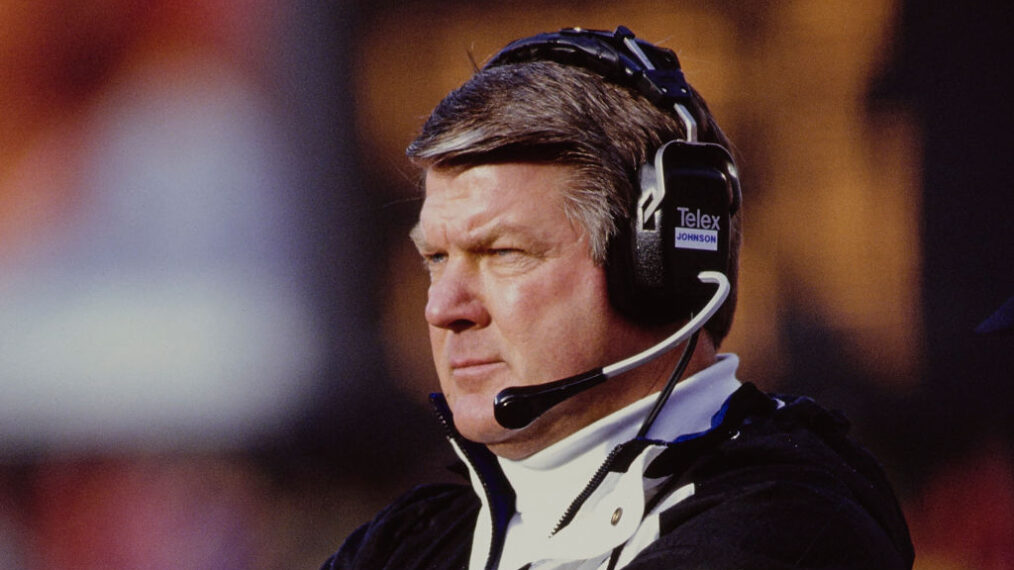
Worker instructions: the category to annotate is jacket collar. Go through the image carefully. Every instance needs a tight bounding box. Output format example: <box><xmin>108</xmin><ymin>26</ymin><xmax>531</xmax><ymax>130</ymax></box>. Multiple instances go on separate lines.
<box><xmin>429</xmin><ymin>356</ymin><xmax>777</xmax><ymax>568</ymax></box>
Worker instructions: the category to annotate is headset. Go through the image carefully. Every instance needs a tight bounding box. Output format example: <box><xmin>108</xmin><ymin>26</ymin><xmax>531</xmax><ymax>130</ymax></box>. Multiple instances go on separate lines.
<box><xmin>481</xmin><ymin>26</ymin><xmax>743</xmax><ymax>430</ymax></box>
<box><xmin>483</xmin><ymin>25</ymin><xmax>742</xmax><ymax>326</ymax></box>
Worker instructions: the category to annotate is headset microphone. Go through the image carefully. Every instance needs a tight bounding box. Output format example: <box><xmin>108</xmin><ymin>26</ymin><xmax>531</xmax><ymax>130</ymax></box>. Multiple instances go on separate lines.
<box><xmin>493</xmin><ymin>271</ymin><xmax>730</xmax><ymax>429</ymax></box>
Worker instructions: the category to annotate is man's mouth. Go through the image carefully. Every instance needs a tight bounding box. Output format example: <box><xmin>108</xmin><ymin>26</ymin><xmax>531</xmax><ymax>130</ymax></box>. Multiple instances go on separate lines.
<box><xmin>449</xmin><ymin>358</ymin><xmax>506</xmax><ymax>381</ymax></box>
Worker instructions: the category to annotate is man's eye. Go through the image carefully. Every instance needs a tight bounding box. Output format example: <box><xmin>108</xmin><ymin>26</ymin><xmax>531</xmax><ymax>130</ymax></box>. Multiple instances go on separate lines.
<box><xmin>490</xmin><ymin>248</ymin><xmax>523</xmax><ymax>258</ymax></box>
<box><xmin>422</xmin><ymin>252</ymin><xmax>447</xmax><ymax>267</ymax></box>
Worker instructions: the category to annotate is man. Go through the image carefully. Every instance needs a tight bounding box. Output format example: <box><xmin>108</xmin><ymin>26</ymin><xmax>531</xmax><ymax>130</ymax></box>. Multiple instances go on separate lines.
<box><xmin>322</xmin><ymin>27</ymin><xmax>914</xmax><ymax>569</ymax></box>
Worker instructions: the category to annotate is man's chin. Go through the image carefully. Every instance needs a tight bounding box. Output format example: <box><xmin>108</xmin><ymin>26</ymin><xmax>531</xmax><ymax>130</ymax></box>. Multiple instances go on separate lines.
<box><xmin>449</xmin><ymin>400</ymin><xmax>512</xmax><ymax>446</ymax></box>
<box><xmin>448</xmin><ymin>395</ymin><xmax>555</xmax><ymax>460</ymax></box>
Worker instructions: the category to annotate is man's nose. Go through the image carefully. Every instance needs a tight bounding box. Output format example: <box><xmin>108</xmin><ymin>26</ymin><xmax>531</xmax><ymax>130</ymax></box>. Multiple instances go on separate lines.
<box><xmin>424</xmin><ymin>260</ymin><xmax>490</xmax><ymax>332</ymax></box>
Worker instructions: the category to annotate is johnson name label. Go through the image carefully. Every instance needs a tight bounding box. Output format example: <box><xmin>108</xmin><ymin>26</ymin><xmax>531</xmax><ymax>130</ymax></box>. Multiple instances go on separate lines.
<box><xmin>674</xmin><ymin>207</ymin><xmax>719</xmax><ymax>251</ymax></box>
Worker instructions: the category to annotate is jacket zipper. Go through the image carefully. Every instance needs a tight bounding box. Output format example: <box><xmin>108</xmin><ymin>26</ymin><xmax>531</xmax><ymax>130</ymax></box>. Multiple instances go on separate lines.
<box><xmin>551</xmin><ymin>440</ymin><xmax>652</xmax><ymax>536</ymax></box>
<box><xmin>551</xmin><ymin>446</ymin><xmax>622</xmax><ymax>535</ymax></box>
<box><xmin>432</xmin><ymin>396</ymin><xmax>510</xmax><ymax>570</ymax></box>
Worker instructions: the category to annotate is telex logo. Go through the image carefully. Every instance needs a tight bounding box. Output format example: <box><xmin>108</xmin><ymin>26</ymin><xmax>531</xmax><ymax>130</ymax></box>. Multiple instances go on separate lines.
<box><xmin>674</xmin><ymin>207</ymin><xmax>719</xmax><ymax>251</ymax></box>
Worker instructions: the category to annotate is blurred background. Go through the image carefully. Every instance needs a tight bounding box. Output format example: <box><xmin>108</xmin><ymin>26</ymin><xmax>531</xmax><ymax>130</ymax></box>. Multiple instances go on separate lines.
<box><xmin>1</xmin><ymin>1</ymin><xmax>1011</xmax><ymax>568</ymax></box>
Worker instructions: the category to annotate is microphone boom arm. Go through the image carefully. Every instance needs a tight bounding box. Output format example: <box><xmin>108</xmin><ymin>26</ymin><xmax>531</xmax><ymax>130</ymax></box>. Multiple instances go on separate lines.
<box><xmin>605</xmin><ymin>271</ymin><xmax>729</xmax><ymax>377</ymax></box>
<box><xmin>493</xmin><ymin>271</ymin><xmax>730</xmax><ymax>429</ymax></box>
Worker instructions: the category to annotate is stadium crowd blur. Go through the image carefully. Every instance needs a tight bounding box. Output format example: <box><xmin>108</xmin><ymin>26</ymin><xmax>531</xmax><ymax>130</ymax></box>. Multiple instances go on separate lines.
<box><xmin>1</xmin><ymin>2</ymin><xmax>1011</xmax><ymax>569</ymax></box>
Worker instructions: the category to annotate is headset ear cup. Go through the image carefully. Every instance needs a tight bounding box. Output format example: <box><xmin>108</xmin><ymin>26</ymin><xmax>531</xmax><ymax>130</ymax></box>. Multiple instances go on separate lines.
<box><xmin>610</xmin><ymin>140</ymin><xmax>739</xmax><ymax>325</ymax></box>
<box><xmin>605</xmin><ymin>156</ymin><xmax>664</xmax><ymax>322</ymax></box>
<box><xmin>606</xmin><ymin>160</ymin><xmax>667</xmax><ymax>324</ymax></box>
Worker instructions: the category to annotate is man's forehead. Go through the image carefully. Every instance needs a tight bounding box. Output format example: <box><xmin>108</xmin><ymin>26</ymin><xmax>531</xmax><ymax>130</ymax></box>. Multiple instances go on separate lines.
<box><xmin>411</xmin><ymin>162</ymin><xmax>581</xmax><ymax>249</ymax></box>
<box><xmin>410</xmin><ymin>215</ymin><xmax>540</xmax><ymax>250</ymax></box>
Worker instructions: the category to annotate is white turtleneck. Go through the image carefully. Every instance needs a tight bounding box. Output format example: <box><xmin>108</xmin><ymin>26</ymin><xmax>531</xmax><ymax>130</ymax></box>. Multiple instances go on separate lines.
<box><xmin>461</xmin><ymin>353</ymin><xmax>742</xmax><ymax>570</ymax></box>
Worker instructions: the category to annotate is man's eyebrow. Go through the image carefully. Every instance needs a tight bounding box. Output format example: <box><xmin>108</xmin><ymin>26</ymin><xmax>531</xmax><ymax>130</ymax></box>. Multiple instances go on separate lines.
<box><xmin>409</xmin><ymin>220</ymin><xmax>536</xmax><ymax>252</ymax></box>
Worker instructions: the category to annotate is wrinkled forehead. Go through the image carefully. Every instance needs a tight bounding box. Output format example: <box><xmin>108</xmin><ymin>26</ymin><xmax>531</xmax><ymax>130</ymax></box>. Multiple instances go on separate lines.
<box><xmin>411</xmin><ymin>162</ymin><xmax>583</xmax><ymax>249</ymax></box>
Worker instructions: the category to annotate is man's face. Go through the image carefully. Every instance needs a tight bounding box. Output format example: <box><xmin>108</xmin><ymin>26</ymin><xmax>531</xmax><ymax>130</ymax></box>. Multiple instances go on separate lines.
<box><xmin>413</xmin><ymin>162</ymin><xmax>662</xmax><ymax>459</ymax></box>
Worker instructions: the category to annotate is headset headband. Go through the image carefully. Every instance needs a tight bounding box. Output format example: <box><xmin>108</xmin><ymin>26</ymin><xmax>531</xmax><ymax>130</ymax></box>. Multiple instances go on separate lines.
<box><xmin>485</xmin><ymin>26</ymin><xmax>702</xmax><ymax>137</ymax></box>
<box><xmin>484</xmin><ymin>25</ymin><xmax>740</xmax><ymax>214</ymax></box>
